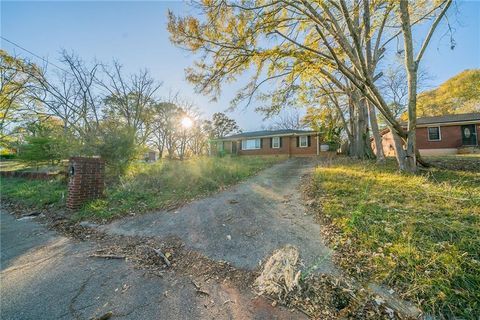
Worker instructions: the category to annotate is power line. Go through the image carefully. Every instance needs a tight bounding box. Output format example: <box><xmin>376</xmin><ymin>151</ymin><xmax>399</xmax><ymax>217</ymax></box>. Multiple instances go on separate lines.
<box><xmin>1</xmin><ymin>36</ymin><xmax>71</xmax><ymax>74</ymax></box>
<box><xmin>1</xmin><ymin>36</ymin><xmax>110</xmax><ymax>94</ymax></box>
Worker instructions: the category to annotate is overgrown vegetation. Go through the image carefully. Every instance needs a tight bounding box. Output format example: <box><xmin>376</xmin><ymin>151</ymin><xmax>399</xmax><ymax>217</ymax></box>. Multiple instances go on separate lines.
<box><xmin>78</xmin><ymin>156</ymin><xmax>285</xmax><ymax>220</ymax></box>
<box><xmin>307</xmin><ymin>158</ymin><xmax>480</xmax><ymax>318</ymax></box>
<box><xmin>1</xmin><ymin>156</ymin><xmax>285</xmax><ymax>220</ymax></box>
<box><xmin>1</xmin><ymin>177</ymin><xmax>66</xmax><ymax>208</ymax></box>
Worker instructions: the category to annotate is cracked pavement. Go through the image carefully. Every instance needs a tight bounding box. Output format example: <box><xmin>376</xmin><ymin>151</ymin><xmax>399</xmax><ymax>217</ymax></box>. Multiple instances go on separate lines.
<box><xmin>103</xmin><ymin>158</ymin><xmax>336</xmax><ymax>274</ymax></box>
<box><xmin>0</xmin><ymin>210</ymin><xmax>306</xmax><ymax>319</ymax></box>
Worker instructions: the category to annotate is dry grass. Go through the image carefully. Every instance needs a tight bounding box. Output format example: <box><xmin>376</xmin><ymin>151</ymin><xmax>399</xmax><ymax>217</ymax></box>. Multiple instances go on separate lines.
<box><xmin>77</xmin><ymin>156</ymin><xmax>287</xmax><ymax>220</ymax></box>
<box><xmin>254</xmin><ymin>245</ymin><xmax>301</xmax><ymax>299</ymax></box>
<box><xmin>1</xmin><ymin>156</ymin><xmax>286</xmax><ymax>221</ymax></box>
<box><xmin>307</xmin><ymin>158</ymin><xmax>480</xmax><ymax>319</ymax></box>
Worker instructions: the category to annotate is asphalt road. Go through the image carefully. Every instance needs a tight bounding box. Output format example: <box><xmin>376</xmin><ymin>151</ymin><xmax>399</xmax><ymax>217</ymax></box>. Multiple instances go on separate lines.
<box><xmin>0</xmin><ymin>211</ymin><xmax>305</xmax><ymax>319</ymax></box>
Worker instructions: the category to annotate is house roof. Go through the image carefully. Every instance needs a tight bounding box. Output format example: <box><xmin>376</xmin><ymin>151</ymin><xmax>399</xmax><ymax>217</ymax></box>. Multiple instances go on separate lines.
<box><xmin>416</xmin><ymin>112</ymin><xmax>480</xmax><ymax>125</ymax></box>
<box><xmin>219</xmin><ymin>129</ymin><xmax>316</xmax><ymax>140</ymax></box>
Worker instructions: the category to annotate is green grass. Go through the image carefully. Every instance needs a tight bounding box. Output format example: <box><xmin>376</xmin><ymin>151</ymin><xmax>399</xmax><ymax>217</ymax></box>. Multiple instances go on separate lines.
<box><xmin>0</xmin><ymin>160</ymin><xmax>64</xmax><ymax>172</ymax></box>
<box><xmin>309</xmin><ymin>158</ymin><xmax>480</xmax><ymax>318</ymax></box>
<box><xmin>0</xmin><ymin>160</ymin><xmax>30</xmax><ymax>172</ymax></box>
<box><xmin>2</xmin><ymin>156</ymin><xmax>286</xmax><ymax>220</ymax></box>
<box><xmin>1</xmin><ymin>177</ymin><xmax>66</xmax><ymax>208</ymax></box>
<box><xmin>76</xmin><ymin>156</ymin><xmax>286</xmax><ymax>220</ymax></box>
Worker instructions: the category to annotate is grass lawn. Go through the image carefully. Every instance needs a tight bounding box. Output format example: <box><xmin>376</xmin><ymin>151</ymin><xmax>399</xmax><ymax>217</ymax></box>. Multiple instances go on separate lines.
<box><xmin>1</xmin><ymin>177</ymin><xmax>67</xmax><ymax>208</ymax></box>
<box><xmin>0</xmin><ymin>160</ymin><xmax>64</xmax><ymax>172</ymax></box>
<box><xmin>308</xmin><ymin>157</ymin><xmax>480</xmax><ymax>318</ymax></box>
<box><xmin>1</xmin><ymin>156</ymin><xmax>286</xmax><ymax>220</ymax></box>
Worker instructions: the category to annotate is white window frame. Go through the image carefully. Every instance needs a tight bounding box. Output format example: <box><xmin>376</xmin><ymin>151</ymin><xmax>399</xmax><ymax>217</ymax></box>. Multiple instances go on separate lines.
<box><xmin>272</xmin><ymin>136</ymin><xmax>280</xmax><ymax>148</ymax></box>
<box><xmin>299</xmin><ymin>135</ymin><xmax>308</xmax><ymax>148</ymax></box>
<box><xmin>242</xmin><ymin>138</ymin><xmax>261</xmax><ymax>150</ymax></box>
<box><xmin>427</xmin><ymin>126</ymin><xmax>441</xmax><ymax>141</ymax></box>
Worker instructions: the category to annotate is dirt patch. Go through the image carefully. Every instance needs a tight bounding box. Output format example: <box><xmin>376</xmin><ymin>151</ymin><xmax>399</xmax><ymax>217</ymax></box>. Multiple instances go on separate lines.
<box><xmin>426</xmin><ymin>156</ymin><xmax>480</xmax><ymax>172</ymax></box>
<box><xmin>254</xmin><ymin>245</ymin><xmax>415</xmax><ymax>319</ymax></box>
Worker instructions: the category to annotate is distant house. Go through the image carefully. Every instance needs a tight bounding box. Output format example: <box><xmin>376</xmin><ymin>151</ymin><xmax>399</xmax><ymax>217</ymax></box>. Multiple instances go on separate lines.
<box><xmin>374</xmin><ymin>113</ymin><xmax>480</xmax><ymax>156</ymax></box>
<box><xmin>144</xmin><ymin>150</ymin><xmax>158</xmax><ymax>162</ymax></box>
<box><xmin>212</xmin><ymin>129</ymin><xmax>323</xmax><ymax>156</ymax></box>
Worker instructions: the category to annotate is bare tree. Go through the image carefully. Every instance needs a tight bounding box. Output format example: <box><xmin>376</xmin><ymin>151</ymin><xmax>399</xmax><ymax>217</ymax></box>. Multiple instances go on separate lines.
<box><xmin>269</xmin><ymin>110</ymin><xmax>306</xmax><ymax>130</ymax></box>
<box><xmin>100</xmin><ymin>62</ymin><xmax>162</xmax><ymax>144</ymax></box>
<box><xmin>26</xmin><ymin>50</ymin><xmax>103</xmax><ymax>139</ymax></box>
<box><xmin>203</xmin><ymin>112</ymin><xmax>240</xmax><ymax>139</ymax></box>
<box><xmin>188</xmin><ymin>120</ymin><xmax>209</xmax><ymax>155</ymax></box>
<box><xmin>381</xmin><ymin>64</ymin><xmax>432</xmax><ymax>120</ymax></box>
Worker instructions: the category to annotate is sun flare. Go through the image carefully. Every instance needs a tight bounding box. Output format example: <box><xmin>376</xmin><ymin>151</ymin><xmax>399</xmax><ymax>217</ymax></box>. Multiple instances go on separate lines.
<box><xmin>181</xmin><ymin>116</ymin><xmax>193</xmax><ymax>128</ymax></box>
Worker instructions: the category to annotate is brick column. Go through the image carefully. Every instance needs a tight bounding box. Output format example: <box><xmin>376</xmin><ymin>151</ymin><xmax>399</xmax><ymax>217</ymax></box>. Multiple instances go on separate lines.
<box><xmin>67</xmin><ymin>157</ymin><xmax>105</xmax><ymax>210</ymax></box>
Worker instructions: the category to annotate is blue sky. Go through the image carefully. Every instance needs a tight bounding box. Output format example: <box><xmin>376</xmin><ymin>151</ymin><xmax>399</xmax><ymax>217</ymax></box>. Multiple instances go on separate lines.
<box><xmin>1</xmin><ymin>1</ymin><xmax>479</xmax><ymax>131</ymax></box>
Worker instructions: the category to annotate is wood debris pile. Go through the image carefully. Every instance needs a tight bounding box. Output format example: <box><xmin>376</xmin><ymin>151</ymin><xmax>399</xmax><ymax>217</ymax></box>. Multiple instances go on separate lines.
<box><xmin>255</xmin><ymin>245</ymin><xmax>414</xmax><ymax>319</ymax></box>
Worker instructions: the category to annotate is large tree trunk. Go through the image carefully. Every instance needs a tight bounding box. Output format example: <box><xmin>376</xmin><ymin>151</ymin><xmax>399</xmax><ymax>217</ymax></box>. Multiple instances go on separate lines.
<box><xmin>404</xmin><ymin>64</ymin><xmax>418</xmax><ymax>172</ymax></box>
<box><xmin>389</xmin><ymin>126</ymin><xmax>407</xmax><ymax>171</ymax></box>
<box><xmin>348</xmin><ymin>95</ymin><xmax>357</xmax><ymax>157</ymax></box>
<box><xmin>367</xmin><ymin>100</ymin><xmax>385</xmax><ymax>163</ymax></box>
<box><xmin>399</xmin><ymin>0</ymin><xmax>418</xmax><ymax>173</ymax></box>
<box><xmin>351</xmin><ymin>93</ymin><xmax>374</xmax><ymax>159</ymax></box>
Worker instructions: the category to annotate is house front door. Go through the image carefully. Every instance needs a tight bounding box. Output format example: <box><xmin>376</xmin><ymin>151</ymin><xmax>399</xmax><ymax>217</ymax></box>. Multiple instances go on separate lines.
<box><xmin>461</xmin><ymin>124</ymin><xmax>477</xmax><ymax>146</ymax></box>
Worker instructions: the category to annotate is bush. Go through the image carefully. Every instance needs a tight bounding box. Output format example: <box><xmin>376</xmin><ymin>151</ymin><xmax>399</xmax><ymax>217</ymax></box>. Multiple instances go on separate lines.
<box><xmin>81</xmin><ymin>124</ymin><xmax>140</xmax><ymax>178</ymax></box>
<box><xmin>326</xmin><ymin>140</ymin><xmax>339</xmax><ymax>151</ymax></box>
<box><xmin>17</xmin><ymin>135</ymin><xmax>69</xmax><ymax>167</ymax></box>
<box><xmin>95</xmin><ymin>127</ymin><xmax>139</xmax><ymax>177</ymax></box>
<box><xmin>0</xmin><ymin>153</ymin><xmax>16</xmax><ymax>160</ymax></box>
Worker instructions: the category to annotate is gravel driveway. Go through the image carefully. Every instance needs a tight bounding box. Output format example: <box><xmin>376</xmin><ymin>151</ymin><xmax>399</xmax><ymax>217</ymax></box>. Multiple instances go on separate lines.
<box><xmin>103</xmin><ymin>157</ymin><xmax>337</xmax><ymax>274</ymax></box>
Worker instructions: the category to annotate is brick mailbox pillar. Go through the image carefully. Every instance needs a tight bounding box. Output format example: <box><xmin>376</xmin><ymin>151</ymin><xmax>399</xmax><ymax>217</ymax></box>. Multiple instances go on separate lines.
<box><xmin>67</xmin><ymin>157</ymin><xmax>105</xmax><ymax>210</ymax></box>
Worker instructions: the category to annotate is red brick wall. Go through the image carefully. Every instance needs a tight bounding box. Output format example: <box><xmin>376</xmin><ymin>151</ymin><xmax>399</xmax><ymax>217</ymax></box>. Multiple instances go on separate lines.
<box><xmin>290</xmin><ymin>135</ymin><xmax>318</xmax><ymax>156</ymax></box>
<box><xmin>377</xmin><ymin>124</ymin><xmax>480</xmax><ymax>155</ymax></box>
<box><xmin>67</xmin><ymin>157</ymin><xmax>105</xmax><ymax>210</ymax></box>
<box><xmin>372</xmin><ymin>131</ymin><xmax>396</xmax><ymax>156</ymax></box>
<box><xmin>237</xmin><ymin>135</ymin><xmax>318</xmax><ymax>156</ymax></box>
<box><xmin>416</xmin><ymin>125</ymin><xmax>480</xmax><ymax>149</ymax></box>
<box><xmin>237</xmin><ymin>137</ymin><xmax>290</xmax><ymax>155</ymax></box>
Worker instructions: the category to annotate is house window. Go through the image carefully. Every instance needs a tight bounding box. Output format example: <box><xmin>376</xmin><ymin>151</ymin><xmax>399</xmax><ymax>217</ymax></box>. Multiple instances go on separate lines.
<box><xmin>299</xmin><ymin>136</ymin><xmax>308</xmax><ymax>147</ymax></box>
<box><xmin>427</xmin><ymin>127</ymin><xmax>441</xmax><ymax>141</ymax></box>
<box><xmin>272</xmin><ymin>137</ymin><xmax>280</xmax><ymax>148</ymax></box>
<box><xmin>242</xmin><ymin>139</ymin><xmax>261</xmax><ymax>150</ymax></box>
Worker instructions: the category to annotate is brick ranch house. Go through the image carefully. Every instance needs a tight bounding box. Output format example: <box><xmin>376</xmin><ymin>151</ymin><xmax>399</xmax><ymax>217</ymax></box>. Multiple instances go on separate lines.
<box><xmin>373</xmin><ymin>113</ymin><xmax>480</xmax><ymax>156</ymax></box>
<box><xmin>212</xmin><ymin>129</ymin><xmax>325</xmax><ymax>156</ymax></box>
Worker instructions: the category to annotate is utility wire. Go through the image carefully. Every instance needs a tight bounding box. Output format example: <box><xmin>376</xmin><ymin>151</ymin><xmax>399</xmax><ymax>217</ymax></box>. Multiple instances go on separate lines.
<box><xmin>1</xmin><ymin>36</ymin><xmax>72</xmax><ymax>74</ymax></box>
<box><xmin>1</xmin><ymin>36</ymin><xmax>110</xmax><ymax>94</ymax></box>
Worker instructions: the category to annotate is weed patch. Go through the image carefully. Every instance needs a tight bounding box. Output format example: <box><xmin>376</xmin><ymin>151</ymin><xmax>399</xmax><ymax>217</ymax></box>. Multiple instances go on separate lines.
<box><xmin>76</xmin><ymin>156</ymin><xmax>286</xmax><ymax>220</ymax></box>
<box><xmin>1</xmin><ymin>177</ymin><xmax>66</xmax><ymax>208</ymax></box>
<box><xmin>2</xmin><ymin>156</ymin><xmax>285</xmax><ymax>220</ymax></box>
<box><xmin>307</xmin><ymin>158</ymin><xmax>480</xmax><ymax>318</ymax></box>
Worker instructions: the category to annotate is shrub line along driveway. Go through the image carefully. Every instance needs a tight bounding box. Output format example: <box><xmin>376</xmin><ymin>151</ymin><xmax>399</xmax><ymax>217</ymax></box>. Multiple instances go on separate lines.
<box><xmin>102</xmin><ymin>157</ymin><xmax>337</xmax><ymax>274</ymax></box>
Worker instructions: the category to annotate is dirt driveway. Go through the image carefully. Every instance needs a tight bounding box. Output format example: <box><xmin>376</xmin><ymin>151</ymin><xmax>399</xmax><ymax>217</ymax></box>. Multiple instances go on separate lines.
<box><xmin>103</xmin><ymin>158</ymin><xmax>337</xmax><ymax>274</ymax></box>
